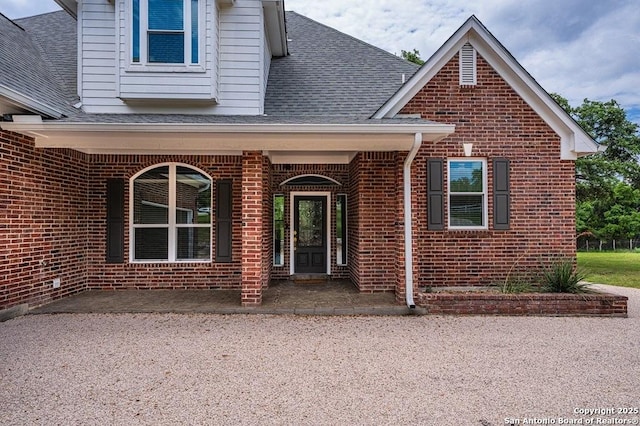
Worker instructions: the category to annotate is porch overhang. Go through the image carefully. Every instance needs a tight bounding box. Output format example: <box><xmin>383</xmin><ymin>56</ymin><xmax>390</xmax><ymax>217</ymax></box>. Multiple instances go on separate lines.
<box><xmin>1</xmin><ymin>120</ymin><xmax>455</xmax><ymax>163</ymax></box>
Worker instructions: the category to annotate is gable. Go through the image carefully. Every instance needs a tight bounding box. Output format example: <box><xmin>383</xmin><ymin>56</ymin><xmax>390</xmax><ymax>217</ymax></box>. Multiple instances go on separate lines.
<box><xmin>374</xmin><ymin>16</ymin><xmax>601</xmax><ymax>160</ymax></box>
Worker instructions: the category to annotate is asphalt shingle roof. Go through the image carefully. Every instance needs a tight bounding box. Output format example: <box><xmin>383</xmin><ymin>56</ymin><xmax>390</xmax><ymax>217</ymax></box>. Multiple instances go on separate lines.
<box><xmin>1</xmin><ymin>10</ymin><xmax>421</xmax><ymax>124</ymax></box>
<box><xmin>0</xmin><ymin>12</ymin><xmax>76</xmax><ymax>117</ymax></box>
<box><xmin>265</xmin><ymin>12</ymin><xmax>420</xmax><ymax>118</ymax></box>
<box><xmin>15</xmin><ymin>11</ymin><xmax>78</xmax><ymax>105</ymax></box>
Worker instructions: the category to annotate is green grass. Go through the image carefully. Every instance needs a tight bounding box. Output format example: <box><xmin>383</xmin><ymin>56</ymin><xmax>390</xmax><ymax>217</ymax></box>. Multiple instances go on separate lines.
<box><xmin>577</xmin><ymin>252</ymin><xmax>640</xmax><ymax>289</ymax></box>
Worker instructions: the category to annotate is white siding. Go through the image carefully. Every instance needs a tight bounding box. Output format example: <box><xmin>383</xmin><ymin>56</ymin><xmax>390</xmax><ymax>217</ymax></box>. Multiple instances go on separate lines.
<box><xmin>79</xmin><ymin>0</ymin><xmax>117</xmax><ymax>110</ymax></box>
<box><xmin>261</xmin><ymin>18</ymin><xmax>271</xmax><ymax>107</ymax></box>
<box><xmin>79</xmin><ymin>0</ymin><xmax>267</xmax><ymax>115</ymax></box>
<box><xmin>217</xmin><ymin>0</ymin><xmax>263</xmax><ymax>113</ymax></box>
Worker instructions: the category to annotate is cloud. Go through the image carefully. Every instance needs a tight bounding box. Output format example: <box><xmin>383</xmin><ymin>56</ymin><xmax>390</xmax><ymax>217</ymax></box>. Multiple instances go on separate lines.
<box><xmin>0</xmin><ymin>0</ymin><xmax>61</xmax><ymax>19</ymax></box>
<box><xmin>286</xmin><ymin>0</ymin><xmax>640</xmax><ymax>123</ymax></box>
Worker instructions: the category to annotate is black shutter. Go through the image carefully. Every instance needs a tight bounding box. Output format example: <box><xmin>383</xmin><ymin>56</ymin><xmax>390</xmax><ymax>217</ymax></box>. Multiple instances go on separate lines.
<box><xmin>427</xmin><ymin>158</ymin><xmax>445</xmax><ymax>230</ymax></box>
<box><xmin>215</xmin><ymin>180</ymin><xmax>233</xmax><ymax>262</ymax></box>
<box><xmin>106</xmin><ymin>178</ymin><xmax>124</xmax><ymax>263</ymax></box>
<box><xmin>493</xmin><ymin>158</ymin><xmax>510</xmax><ymax>230</ymax></box>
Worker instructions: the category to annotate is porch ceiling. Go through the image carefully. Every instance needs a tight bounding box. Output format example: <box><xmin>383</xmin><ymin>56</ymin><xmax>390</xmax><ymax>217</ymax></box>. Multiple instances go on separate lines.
<box><xmin>1</xmin><ymin>121</ymin><xmax>455</xmax><ymax>161</ymax></box>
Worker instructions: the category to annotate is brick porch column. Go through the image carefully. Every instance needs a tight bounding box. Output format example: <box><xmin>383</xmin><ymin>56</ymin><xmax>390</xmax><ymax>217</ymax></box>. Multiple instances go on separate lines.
<box><xmin>241</xmin><ymin>151</ymin><xmax>263</xmax><ymax>306</ymax></box>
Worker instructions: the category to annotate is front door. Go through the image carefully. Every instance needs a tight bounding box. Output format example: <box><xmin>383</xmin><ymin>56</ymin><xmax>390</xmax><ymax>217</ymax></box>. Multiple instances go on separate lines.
<box><xmin>294</xmin><ymin>196</ymin><xmax>327</xmax><ymax>273</ymax></box>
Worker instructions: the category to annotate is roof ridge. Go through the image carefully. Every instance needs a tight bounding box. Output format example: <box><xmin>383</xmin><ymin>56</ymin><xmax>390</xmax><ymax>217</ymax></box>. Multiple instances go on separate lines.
<box><xmin>0</xmin><ymin>12</ymin><xmax>26</xmax><ymax>31</ymax></box>
<box><xmin>285</xmin><ymin>11</ymin><xmax>419</xmax><ymax>70</ymax></box>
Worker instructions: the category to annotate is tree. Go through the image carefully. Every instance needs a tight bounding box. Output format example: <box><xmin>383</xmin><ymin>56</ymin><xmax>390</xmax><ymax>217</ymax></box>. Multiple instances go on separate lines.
<box><xmin>552</xmin><ymin>95</ymin><xmax>640</xmax><ymax>248</ymax></box>
<box><xmin>401</xmin><ymin>49</ymin><xmax>425</xmax><ymax>65</ymax></box>
<box><xmin>551</xmin><ymin>94</ymin><xmax>640</xmax><ymax>202</ymax></box>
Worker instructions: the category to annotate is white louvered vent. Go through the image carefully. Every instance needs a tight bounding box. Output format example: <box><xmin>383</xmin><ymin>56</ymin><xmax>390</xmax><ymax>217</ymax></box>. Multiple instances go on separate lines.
<box><xmin>459</xmin><ymin>42</ymin><xmax>477</xmax><ymax>86</ymax></box>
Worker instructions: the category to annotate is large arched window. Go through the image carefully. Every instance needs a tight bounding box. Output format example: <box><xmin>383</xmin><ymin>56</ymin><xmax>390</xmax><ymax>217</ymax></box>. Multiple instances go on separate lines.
<box><xmin>131</xmin><ymin>163</ymin><xmax>211</xmax><ymax>262</ymax></box>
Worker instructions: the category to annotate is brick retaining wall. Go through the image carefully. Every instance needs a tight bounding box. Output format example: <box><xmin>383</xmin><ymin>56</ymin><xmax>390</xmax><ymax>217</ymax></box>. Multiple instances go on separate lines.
<box><xmin>417</xmin><ymin>292</ymin><xmax>628</xmax><ymax>316</ymax></box>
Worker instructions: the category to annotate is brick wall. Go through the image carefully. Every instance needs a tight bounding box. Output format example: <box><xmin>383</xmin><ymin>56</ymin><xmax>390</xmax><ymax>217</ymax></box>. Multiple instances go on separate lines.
<box><xmin>1</xmin><ymin>130</ymin><xmax>89</xmax><ymax>310</ymax></box>
<box><xmin>87</xmin><ymin>154</ymin><xmax>243</xmax><ymax>290</ymax></box>
<box><xmin>350</xmin><ymin>152</ymin><xmax>399</xmax><ymax>292</ymax></box>
<box><xmin>417</xmin><ymin>292</ymin><xmax>628</xmax><ymax>316</ymax></box>
<box><xmin>401</xmin><ymin>52</ymin><xmax>576</xmax><ymax>288</ymax></box>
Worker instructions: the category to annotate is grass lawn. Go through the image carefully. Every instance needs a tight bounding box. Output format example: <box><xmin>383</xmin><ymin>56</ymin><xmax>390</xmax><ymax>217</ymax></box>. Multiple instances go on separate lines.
<box><xmin>577</xmin><ymin>251</ymin><xmax>640</xmax><ymax>289</ymax></box>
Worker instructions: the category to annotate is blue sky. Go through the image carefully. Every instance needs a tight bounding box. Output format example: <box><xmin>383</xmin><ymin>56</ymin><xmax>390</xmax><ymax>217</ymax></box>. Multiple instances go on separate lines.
<box><xmin>2</xmin><ymin>0</ymin><xmax>639</xmax><ymax>125</ymax></box>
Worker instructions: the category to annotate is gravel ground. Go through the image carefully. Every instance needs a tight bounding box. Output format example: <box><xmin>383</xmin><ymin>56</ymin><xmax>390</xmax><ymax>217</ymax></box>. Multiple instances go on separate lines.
<box><xmin>1</xmin><ymin>285</ymin><xmax>639</xmax><ymax>426</ymax></box>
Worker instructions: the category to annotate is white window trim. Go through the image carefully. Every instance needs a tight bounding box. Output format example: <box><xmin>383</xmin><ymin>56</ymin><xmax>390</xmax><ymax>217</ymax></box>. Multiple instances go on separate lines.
<box><xmin>447</xmin><ymin>158</ymin><xmax>488</xmax><ymax>230</ymax></box>
<box><xmin>127</xmin><ymin>0</ymin><xmax>205</xmax><ymax>72</ymax></box>
<box><xmin>130</xmin><ymin>163</ymin><xmax>212</xmax><ymax>263</ymax></box>
<box><xmin>336</xmin><ymin>193</ymin><xmax>347</xmax><ymax>266</ymax></box>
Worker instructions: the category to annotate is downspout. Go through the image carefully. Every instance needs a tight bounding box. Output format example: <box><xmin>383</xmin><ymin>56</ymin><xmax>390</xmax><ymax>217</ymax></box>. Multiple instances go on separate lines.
<box><xmin>403</xmin><ymin>133</ymin><xmax>421</xmax><ymax>309</ymax></box>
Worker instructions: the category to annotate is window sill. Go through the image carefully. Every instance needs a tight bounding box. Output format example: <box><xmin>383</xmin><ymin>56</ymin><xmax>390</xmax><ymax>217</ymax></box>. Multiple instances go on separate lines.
<box><xmin>126</xmin><ymin>63</ymin><xmax>206</xmax><ymax>73</ymax></box>
<box><xmin>130</xmin><ymin>259</ymin><xmax>212</xmax><ymax>264</ymax></box>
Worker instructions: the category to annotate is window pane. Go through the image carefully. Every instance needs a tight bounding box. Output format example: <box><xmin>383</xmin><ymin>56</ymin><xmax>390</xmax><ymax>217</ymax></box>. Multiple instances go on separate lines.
<box><xmin>148</xmin><ymin>33</ymin><xmax>184</xmax><ymax>63</ymax></box>
<box><xmin>148</xmin><ymin>0</ymin><xmax>183</xmax><ymax>30</ymax></box>
<box><xmin>132</xmin><ymin>0</ymin><xmax>140</xmax><ymax>62</ymax></box>
<box><xmin>135</xmin><ymin>228</ymin><xmax>168</xmax><ymax>260</ymax></box>
<box><xmin>175</xmin><ymin>166</ymin><xmax>210</xmax><ymax>224</ymax></box>
<box><xmin>134</xmin><ymin>166</ymin><xmax>169</xmax><ymax>224</ymax></box>
<box><xmin>273</xmin><ymin>195</ymin><xmax>284</xmax><ymax>266</ymax></box>
<box><xmin>177</xmin><ymin>227</ymin><xmax>210</xmax><ymax>260</ymax></box>
<box><xmin>191</xmin><ymin>0</ymin><xmax>198</xmax><ymax>63</ymax></box>
<box><xmin>450</xmin><ymin>195</ymin><xmax>484</xmax><ymax>227</ymax></box>
<box><xmin>450</xmin><ymin>161</ymin><xmax>483</xmax><ymax>192</ymax></box>
<box><xmin>336</xmin><ymin>194</ymin><xmax>347</xmax><ymax>265</ymax></box>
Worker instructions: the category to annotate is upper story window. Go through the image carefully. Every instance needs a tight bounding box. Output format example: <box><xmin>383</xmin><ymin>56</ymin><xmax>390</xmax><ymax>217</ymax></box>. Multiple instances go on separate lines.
<box><xmin>132</xmin><ymin>0</ymin><xmax>200</xmax><ymax>65</ymax></box>
<box><xmin>448</xmin><ymin>159</ymin><xmax>487</xmax><ymax>229</ymax></box>
<box><xmin>131</xmin><ymin>163</ymin><xmax>212</xmax><ymax>262</ymax></box>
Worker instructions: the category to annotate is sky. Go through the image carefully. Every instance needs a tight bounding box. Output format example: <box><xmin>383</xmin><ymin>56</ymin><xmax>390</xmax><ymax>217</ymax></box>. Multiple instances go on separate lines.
<box><xmin>1</xmin><ymin>0</ymin><xmax>639</xmax><ymax>125</ymax></box>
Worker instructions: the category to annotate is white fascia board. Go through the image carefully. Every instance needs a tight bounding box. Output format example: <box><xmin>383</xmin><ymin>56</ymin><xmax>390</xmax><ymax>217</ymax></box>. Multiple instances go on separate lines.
<box><xmin>262</xmin><ymin>0</ymin><xmax>288</xmax><ymax>56</ymax></box>
<box><xmin>373</xmin><ymin>18</ymin><xmax>477</xmax><ymax>119</ymax></box>
<box><xmin>54</xmin><ymin>0</ymin><xmax>78</xmax><ymax>19</ymax></box>
<box><xmin>1</xmin><ymin>121</ymin><xmax>455</xmax><ymax>138</ymax></box>
<box><xmin>374</xmin><ymin>16</ymin><xmax>600</xmax><ymax>159</ymax></box>
<box><xmin>1</xmin><ymin>122</ymin><xmax>455</xmax><ymax>154</ymax></box>
<box><xmin>0</xmin><ymin>85</ymin><xmax>64</xmax><ymax>119</ymax></box>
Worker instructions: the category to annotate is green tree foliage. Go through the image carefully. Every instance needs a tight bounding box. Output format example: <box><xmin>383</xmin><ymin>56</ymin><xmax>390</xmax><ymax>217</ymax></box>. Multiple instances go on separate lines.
<box><xmin>551</xmin><ymin>94</ymin><xmax>640</xmax><ymax>200</ymax></box>
<box><xmin>551</xmin><ymin>94</ymin><xmax>640</xmax><ymax>245</ymax></box>
<box><xmin>401</xmin><ymin>49</ymin><xmax>425</xmax><ymax>65</ymax></box>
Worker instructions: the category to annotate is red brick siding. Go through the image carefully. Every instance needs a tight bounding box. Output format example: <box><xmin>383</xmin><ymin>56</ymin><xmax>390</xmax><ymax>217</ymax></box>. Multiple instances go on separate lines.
<box><xmin>1</xmin><ymin>131</ymin><xmax>89</xmax><ymax>310</ymax></box>
<box><xmin>241</xmin><ymin>151</ymin><xmax>264</xmax><ymax>306</ymax></box>
<box><xmin>417</xmin><ymin>292</ymin><xmax>628</xmax><ymax>317</ymax></box>
<box><xmin>262</xmin><ymin>156</ymin><xmax>273</xmax><ymax>286</ymax></box>
<box><xmin>350</xmin><ymin>152</ymin><xmax>398</xmax><ymax>292</ymax></box>
<box><xmin>87</xmin><ymin>154</ymin><xmax>243</xmax><ymax>290</ymax></box>
<box><xmin>401</xmin><ymin>52</ymin><xmax>576</xmax><ymax>288</ymax></box>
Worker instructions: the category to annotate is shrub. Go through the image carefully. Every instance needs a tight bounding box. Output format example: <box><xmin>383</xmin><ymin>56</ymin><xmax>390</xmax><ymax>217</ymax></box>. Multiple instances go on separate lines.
<box><xmin>541</xmin><ymin>260</ymin><xmax>590</xmax><ymax>293</ymax></box>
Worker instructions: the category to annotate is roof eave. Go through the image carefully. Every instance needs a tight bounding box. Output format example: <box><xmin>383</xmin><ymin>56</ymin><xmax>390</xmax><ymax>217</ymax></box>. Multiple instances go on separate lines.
<box><xmin>0</xmin><ymin>85</ymin><xmax>64</xmax><ymax>119</ymax></box>
<box><xmin>262</xmin><ymin>0</ymin><xmax>288</xmax><ymax>56</ymax></box>
<box><xmin>0</xmin><ymin>120</ymin><xmax>456</xmax><ymax>154</ymax></box>
<box><xmin>373</xmin><ymin>15</ymin><xmax>600</xmax><ymax>160</ymax></box>
<box><xmin>54</xmin><ymin>0</ymin><xmax>78</xmax><ymax>19</ymax></box>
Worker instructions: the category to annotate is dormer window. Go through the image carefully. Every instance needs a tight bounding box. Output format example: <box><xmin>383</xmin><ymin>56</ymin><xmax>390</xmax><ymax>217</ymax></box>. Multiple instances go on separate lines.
<box><xmin>132</xmin><ymin>0</ymin><xmax>200</xmax><ymax>65</ymax></box>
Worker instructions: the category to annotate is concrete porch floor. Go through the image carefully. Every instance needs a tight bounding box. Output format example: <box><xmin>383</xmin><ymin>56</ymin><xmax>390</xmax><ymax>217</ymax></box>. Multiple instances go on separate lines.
<box><xmin>30</xmin><ymin>280</ymin><xmax>414</xmax><ymax>316</ymax></box>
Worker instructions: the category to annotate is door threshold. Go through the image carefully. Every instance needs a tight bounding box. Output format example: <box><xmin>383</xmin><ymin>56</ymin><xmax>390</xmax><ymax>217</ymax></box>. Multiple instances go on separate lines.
<box><xmin>292</xmin><ymin>274</ymin><xmax>329</xmax><ymax>284</ymax></box>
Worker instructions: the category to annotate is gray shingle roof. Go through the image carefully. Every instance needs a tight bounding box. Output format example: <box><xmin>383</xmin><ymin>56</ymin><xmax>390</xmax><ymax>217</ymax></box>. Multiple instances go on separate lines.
<box><xmin>1</xmin><ymin>9</ymin><xmax>421</xmax><ymax>125</ymax></box>
<box><xmin>0</xmin><ymin>12</ymin><xmax>77</xmax><ymax>117</ymax></box>
<box><xmin>15</xmin><ymin>11</ymin><xmax>78</xmax><ymax>105</ymax></box>
<box><xmin>265</xmin><ymin>12</ymin><xmax>420</xmax><ymax>118</ymax></box>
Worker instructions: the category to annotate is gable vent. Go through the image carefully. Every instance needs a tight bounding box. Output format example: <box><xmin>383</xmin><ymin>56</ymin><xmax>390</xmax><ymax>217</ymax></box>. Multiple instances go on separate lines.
<box><xmin>459</xmin><ymin>43</ymin><xmax>477</xmax><ymax>86</ymax></box>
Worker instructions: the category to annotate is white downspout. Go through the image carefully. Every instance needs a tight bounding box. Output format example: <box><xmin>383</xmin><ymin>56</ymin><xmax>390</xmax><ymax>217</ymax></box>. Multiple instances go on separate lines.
<box><xmin>403</xmin><ymin>133</ymin><xmax>421</xmax><ymax>309</ymax></box>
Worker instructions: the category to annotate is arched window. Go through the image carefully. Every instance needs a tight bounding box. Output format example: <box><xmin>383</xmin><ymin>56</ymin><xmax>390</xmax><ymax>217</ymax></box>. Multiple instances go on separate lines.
<box><xmin>131</xmin><ymin>163</ymin><xmax>212</xmax><ymax>262</ymax></box>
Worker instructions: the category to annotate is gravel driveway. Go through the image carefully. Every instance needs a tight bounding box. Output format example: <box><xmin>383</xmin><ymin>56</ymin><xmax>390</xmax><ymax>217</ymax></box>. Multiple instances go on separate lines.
<box><xmin>1</xmin><ymin>285</ymin><xmax>639</xmax><ymax>426</ymax></box>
